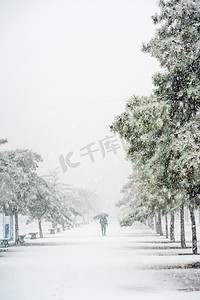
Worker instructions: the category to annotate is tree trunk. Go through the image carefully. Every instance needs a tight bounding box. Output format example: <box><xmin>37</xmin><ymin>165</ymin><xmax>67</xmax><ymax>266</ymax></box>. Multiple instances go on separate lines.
<box><xmin>199</xmin><ymin>209</ymin><xmax>200</xmax><ymax>225</ymax></box>
<box><xmin>170</xmin><ymin>213</ymin><xmax>175</xmax><ymax>242</ymax></box>
<box><xmin>180</xmin><ymin>204</ymin><xmax>186</xmax><ymax>248</ymax></box>
<box><xmin>147</xmin><ymin>218</ymin><xmax>153</xmax><ymax>229</ymax></box>
<box><xmin>151</xmin><ymin>217</ymin><xmax>154</xmax><ymax>230</ymax></box>
<box><xmin>52</xmin><ymin>222</ymin><xmax>57</xmax><ymax>228</ymax></box>
<box><xmin>157</xmin><ymin>212</ymin><xmax>163</xmax><ymax>236</ymax></box>
<box><xmin>185</xmin><ymin>208</ymin><xmax>189</xmax><ymax>222</ymax></box>
<box><xmin>165</xmin><ymin>214</ymin><xmax>168</xmax><ymax>239</ymax></box>
<box><xmin>38</xmin><ymin>219</ymin><xmax>43</xmax><ymax>238</ymax></box>
<box><xmin>189</xmin><ymin>206</ymin><xmax>198</xmax><ymax>254</ymax></box>
<box><xmin>155</xmin><ymin>215</ymin><xmax>159</xmax><ymax>234</ymax></box>
<box><xmin>14</xmin><ymin>211</ymin><xmax>19</xmax><ymax>242</ymax></box>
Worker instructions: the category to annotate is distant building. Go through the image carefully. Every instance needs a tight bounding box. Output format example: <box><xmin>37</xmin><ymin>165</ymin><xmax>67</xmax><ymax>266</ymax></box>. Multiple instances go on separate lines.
<box><xmin>0</xmin><ymin>213</ymin><xmax>14</xmax><ymax>240</ymax></box>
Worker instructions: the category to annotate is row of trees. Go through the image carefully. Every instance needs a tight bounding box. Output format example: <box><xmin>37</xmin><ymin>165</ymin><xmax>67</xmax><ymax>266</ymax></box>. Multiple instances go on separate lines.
<box><xmin>0</xmin><ymin>140</ymin><xmax>97</xmax><ymax>242</ymax></box>
<box><xmin>111</xmin><ymin>0</ymin><xmax>200</xmax><ymax>254</ymax></box>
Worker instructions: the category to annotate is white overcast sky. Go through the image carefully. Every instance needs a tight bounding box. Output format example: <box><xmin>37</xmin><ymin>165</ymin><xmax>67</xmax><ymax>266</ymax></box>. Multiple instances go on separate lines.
<box><xmin>0</xmin><ymin>0</ymin><xmax>160</xmax><ymax>213</ymax></box>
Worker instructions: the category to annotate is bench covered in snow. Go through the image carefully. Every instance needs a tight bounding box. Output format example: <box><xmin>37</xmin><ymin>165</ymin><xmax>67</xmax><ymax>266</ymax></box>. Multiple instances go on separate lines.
<box><xmin>29</xmin><ymin>232</ymin><xmax>38</xmax><ymax>239</ymax></box>
<box><xmin>15</xmin><ymin>235</ymin><xmax>26</xmax><ymax>245</ymax></box>
<box><xmin>0</xmin><ymin>238</ymin><xmax>10</xmax><ymax>247</ymax></box>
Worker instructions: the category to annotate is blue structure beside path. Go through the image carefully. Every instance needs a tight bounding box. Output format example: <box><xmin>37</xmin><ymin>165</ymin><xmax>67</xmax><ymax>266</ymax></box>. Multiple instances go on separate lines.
<box><xmin>0</xmin><ymin>213</ymin><xmax>14</xmax><ymax>240</ymax></box>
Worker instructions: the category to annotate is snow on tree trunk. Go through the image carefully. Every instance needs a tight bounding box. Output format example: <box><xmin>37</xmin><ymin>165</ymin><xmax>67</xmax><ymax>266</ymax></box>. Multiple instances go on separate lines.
<box><xmin>38</xmin><ymin>219</ymin><xmax>43</xmax><ymax>238</ymax></box>
<box><xmin>189</xmin><ymin>206</ymin><xmax>198</xmax><ymax>255</ymax></box>
<box><xmin>157</xmin><ymin>212</ymin><xmax>163</xmax><ymax>236</ymax></box>
<box><xmin>14</xmin><ymin>211</ymin><xmax>19</xmax><ymax>242</ymax></box>
<box><xmin>170</xmin><ymin>213</ymin><xmax>175</xmax><ymax>242</ymax></box>
<box><xmin>180</xmin><ymin>204</ymin><xmax>186</xmax><ymax>248</ymax></box>
<box><xmin>165</xmin><ymin>214</ymin><xmax>168</xmax><ymax>239</ymax></box>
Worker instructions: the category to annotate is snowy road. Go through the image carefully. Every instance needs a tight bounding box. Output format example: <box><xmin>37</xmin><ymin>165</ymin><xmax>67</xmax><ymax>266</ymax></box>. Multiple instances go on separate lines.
<box><xmin>0</xmin><ymin>220</ymin><xmax>200</xmax><ymax>300</ymax></box>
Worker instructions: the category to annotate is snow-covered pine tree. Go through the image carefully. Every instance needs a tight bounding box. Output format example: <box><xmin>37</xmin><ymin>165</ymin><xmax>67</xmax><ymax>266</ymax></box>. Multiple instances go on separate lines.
<box><xmin>0</xmin><ymin>149</ymin><xmax>42</xmax><ymax>242</ymax></box>
<box><xmin>142</xmin><ymin>0</ymin><xmax>200</xmax><ymax>124</ymax></box>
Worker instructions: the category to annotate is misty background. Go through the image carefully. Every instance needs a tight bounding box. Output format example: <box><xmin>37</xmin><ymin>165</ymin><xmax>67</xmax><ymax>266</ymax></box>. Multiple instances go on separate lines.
<box><xmin>0</xmin><ymin>0</ymin><xmax>159</xmax><ymax>214</ymax></box>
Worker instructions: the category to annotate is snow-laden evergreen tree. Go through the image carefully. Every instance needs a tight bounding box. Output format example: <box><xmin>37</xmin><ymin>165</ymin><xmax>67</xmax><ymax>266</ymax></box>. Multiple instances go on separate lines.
<box><xmin>0</xmin><ymin>149</ymin><xmax>42</xmax><ymax>241</ymax></box>
<box><xmin>142</xmin><ymin>0</ymin><xmax>200</xmax><ymax>124</ymax></box>
<box><xmin>111</xmin><ymin>95</ymin><xmax>173</xmax><ymax>228</ymax></box>
<box><xmin>42</xmin><ymin>169</ymin><xmax>75</xmax><ymax>229</ymax></box>
<box><xmin>142</xmin><ymin>0</ymin><xmax>200</xmax><ymax>253</ymax></box>
<box><xmin>70</xmin><ymin>187</ymin><xmax>97</xmax><ymax>224</ymax></box>
<box><xmin>0</xmin><ymin>139</ymin><xmax>8</xmax><ymax>174</ymax></box>
<box><xmin>111</xmin><ymin>0</ymin><xmax>200</xmax><ymax>254</ymax></box>
<box><xmin>26</xmin><ymin>174</ymin><xmax>56</xmax><ymax>237</ymax></box>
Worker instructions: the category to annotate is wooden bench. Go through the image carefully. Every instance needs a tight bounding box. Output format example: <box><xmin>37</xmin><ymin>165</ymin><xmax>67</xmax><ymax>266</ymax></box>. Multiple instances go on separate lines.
<box><xmin>29</xmin><ymin>232</ymin><xmax>38</xmax><ymax>239</ymax></box>
<box><xmin>0</xmin><ymin>238</ymin><xmax>10</xmax><ymax>247</ymax></box>
<box><xmin>48</xmin><ymin>228</ymin><xmax>56</xmax><ymax>234</ymax></box>
<box><xmin>15</xmin><ymin>235</ymin><xmax>26</xmax><ymax>245</ymax></box>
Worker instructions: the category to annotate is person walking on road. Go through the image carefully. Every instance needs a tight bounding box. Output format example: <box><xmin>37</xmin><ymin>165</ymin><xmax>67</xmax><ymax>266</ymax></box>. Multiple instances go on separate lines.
<box><xmin>99</xmin><ymin>216</ymin><xmax>108</xmax><ymax>236</ymax></box>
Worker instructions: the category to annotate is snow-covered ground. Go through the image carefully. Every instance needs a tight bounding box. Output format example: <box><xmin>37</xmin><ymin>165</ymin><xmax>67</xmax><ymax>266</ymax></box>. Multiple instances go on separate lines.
<box><xmin>0</xmin><ymin>219</ymin><xmax>200</xmax><ymax>300</ymax></box>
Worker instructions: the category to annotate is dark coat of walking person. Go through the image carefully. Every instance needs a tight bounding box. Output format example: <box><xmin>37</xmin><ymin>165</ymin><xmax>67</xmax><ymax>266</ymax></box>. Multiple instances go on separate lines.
<box><xmin>99</xmin><ymin>216</ymin><xmax>108</xmax><ymax>236</ymax></box>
